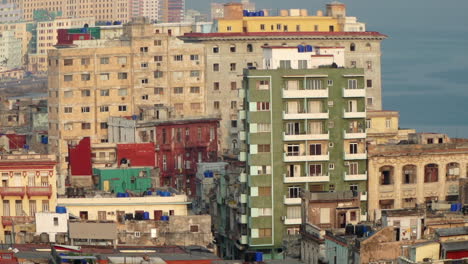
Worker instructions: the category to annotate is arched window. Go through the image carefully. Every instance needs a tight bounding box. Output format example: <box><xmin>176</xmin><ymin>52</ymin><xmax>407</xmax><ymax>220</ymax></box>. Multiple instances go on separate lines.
<box><xmin>424</xmin><ymin>164</ymin><xmax>438</xmax><ymax>183</ymax></box>
<box><xmin>379</xmin><ymin>166</ymin><xmax>394</xmax><ymax>185</ymax></box>
<box><xmin>350</xmin><ymin>43</ymin><xmax>356</xmax><ymax>52</ymax></box>
<box><xmin>402</xmin><ymin>165</ymin><xmax>417</xmax><ymax>184</ymax></box>
<box><xmin>247</xmin><ymin>44</ymin><xmax>253</xmax><ymax>53</ymax></box>
<box><xmin>446</xmin><ymin>162</ymin><xmax>460</xmax><ymax>181</ymax></box>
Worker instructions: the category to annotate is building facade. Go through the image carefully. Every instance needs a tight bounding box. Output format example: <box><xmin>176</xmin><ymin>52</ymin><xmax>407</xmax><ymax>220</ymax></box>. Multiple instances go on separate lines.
<box><xmin>368</xmin><ymin>140</ymin><xmax>468</xmax><ymax>220</ymax></box>
<box><xmin>158</xmin><ymin>0</ymin><xmax>184</xmax><ymax>23</ymax></box>
<box><xmin>48</xmin><ymin>18</ymin><xmax>206</xmax><ymax>189</ymax></box>
<box><xmin>233</xmin><ymin>59</ymin><xmax>368</xmax><ymax>258</ymax></box>
<box><xmin>0</xmin><ymin>154</ymin><xmax>57</xmax><ymax>243</ymax></box>
<box><xmin>0</xmin><ymin>3</ymin><xmax>22</xmax><ymax>23</ymax></box>
<box><xmin>0</xmin><ymin>31</ymin><xmax>22</xmax><ymax>71</ymax></box>
<box><xmin>366</xmin><ymin>110</ymin><xmax>416</xmax><ymax>144</ymax></box>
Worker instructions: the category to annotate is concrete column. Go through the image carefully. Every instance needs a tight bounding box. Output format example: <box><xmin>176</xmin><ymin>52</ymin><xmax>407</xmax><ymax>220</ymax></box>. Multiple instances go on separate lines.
<box><xmin>416</xmin><ymin>163</ymin><xmax>425</xmax><ymax>205</ymax></box>
<box><xmin>393</xmin><ymin>164</ymin><xmax>402</xmax><ymax>209</ymax></box>
<box><xmin>438</xmin><ymin>162</ymin><xmax>446</xmax><ymax>201</ymax></box>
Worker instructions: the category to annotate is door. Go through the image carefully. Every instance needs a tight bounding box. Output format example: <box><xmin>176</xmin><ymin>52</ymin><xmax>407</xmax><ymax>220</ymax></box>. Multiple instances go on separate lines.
<box><xmin>349</xmin><ymin>143</ymin><xmax>358</xmax><ymax>154</ymax></box>
<box><xmin>287</xmin><ymin>164</ymin><xmax>300</xmax><ymax>177</ymax></box>
<box><xmin>349</xmin><ymin>121</ymin><xmax>358</xmax><ymax>133</ymax></box>
<box><xmin>348</xmin><ymin>100</ymin><xmax>357</xmax><ymax>112</ymax></box>
<box><xmin>308</xmin><ymin>101</ymin><xmax>322</xmax><ymax>113</ymax></box>
<box><xmin>287</xmin><ymin>101</ymin><xmax>299</xmax><ymax>114</ymax></box>
<box><xmin>154</xmin><ymin>210</ymin><xmax>163</xmax><ymax>220</ymax></box>
<box><xmin>287</xmin><ymin>80</ymin><xmax>299</xmax><ymax>90</ymax></box>
<box><xmin>79</xmin><ymin>211</ymin><xmax>88</xmax><ymax>220</ymax></box>
<box><xmin>309</xmin><ymin>121</ymin><xmax>323</xmax><ymax>134</ymax></box>
<box><xmin>310</xmin><ymin>144</ymin><xmax>322</xmax><ymax>155</ymax></box>
<box><xmin>286</xmin><ymin>122</ymin><xmax>300</xmax><ymax>135</ymax></box>
<box><xmin>338</xmin><ymin>212</ymin><xmax>346</xmax><ymax>228</ymax></box>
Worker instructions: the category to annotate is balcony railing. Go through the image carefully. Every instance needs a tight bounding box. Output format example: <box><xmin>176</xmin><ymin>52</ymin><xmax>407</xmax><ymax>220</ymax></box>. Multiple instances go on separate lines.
<box><xmin>284</xmin><ymin>152</ymin><xmax>330</xmax><ymax>162</ymax></box>
<box><xmin>0</xmin><ymin>187</ymin><xmax>25</xmax><ymax>198</ymax></box>
<box><xmin>284</xmin><ymin>217</ymin><xmax>302</xmax><ymax>225</ymax></box>
<box><xmin>2</xmin><ymin>216</ymin><xmax>35</xmax><ymax>226</ymax></box>
<box><xmin>343</xmin><ymin>129</ymin><xmax>366</xmax><ymax>139</ymax></box>
<box><xmin>344</xmin><ymin>152</ymin><xmax>367</xmax><ymax>160</ymax></box>
<box><xmin>343</xmin><ymin>88</ymin><xmax>365</xmax><ymax>98</ymax></box>
<box><xmin>344</xmin><ymin>172</ymin><xmax>368</xmax><ymax>181</ymax></box>
<box><xmin>283</xmin><ymin>173</ymin><xmax>330</xmax><ymax>183</ymax></box>
<box><xmin>283</xmin><ymin>196</ymin><xmax>301</xmax><ymax>205</ymax></box>
<box><xmin>283</xmin><ymin>110</ymin><xmax>329</xmax><ymax>120</ymax></box>
<box><xmin>343</xmin><ymin>110</ymin><xmax>366</xmax><ymax>119</ymax></box>
<box><xmin>240</xmin><ymin>235</ymin><xmax>248</xmax><ymax>245</ymax></box>
<box><xmin>282</xmin><ymin>88</ymin><xmax>328</xmax><ymax>98</ymax></box>
<box><xmin>283</xmin><ymin>131</ymin><xmax>330</xmax><ymax>141</ymax></box>
<box><xmin>27</xmin><ymin>185</ymin><xmax>52</xmax><ymax>198</ymax></box>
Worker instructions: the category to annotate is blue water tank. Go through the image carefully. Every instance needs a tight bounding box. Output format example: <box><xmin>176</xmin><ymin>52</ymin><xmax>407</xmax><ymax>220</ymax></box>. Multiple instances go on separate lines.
<box><xmin>80</xmin><ymin>28</ymin><xmax>87</xmax><ymax>33</ymax></box>
<box><xmin>243</xmin><ymin>10</ymin><xmax>249</xmax><ymax>16</ymax></box>
<box><xmin>305</xmin><ymin>45</ymin><xmax>313</xmax><ymax>52</ymax></box>
<box><xmin>297</xmin><ymin>45</ymin><xmax>305</xmax><ymax>53</ymax></box>
<box><xmin>255</xmin><ymin>252</ymin><xmax>263</xmax><ymax>261</ymax></box>
<box><xmin>251</xmin><ymin>12</ymin><xmax>257</xmax><ymax>17</ymax></box>
<box><xmin>160</xmin><ymin>215</ymin><xmax>169</xmax><ymax>221</ymax></box>
<box><xmin>143</xmin><ymin>212</ymin><xmax>150</xmax><ymax>220</ymax></box>
<box><xmin>124</xmin><ymin>192</ymin><xmax>130</xmax><ymax>197</ymax></box>
<box><xmin>258</xmin><ymin>10</ymin><xmax>265</xmax><ymax>16</ymax></box>
<box><xmin>146</xmin><ymin>191</ymin><xmax>152</xmax><ymax>196</ymax></box>
<box><xmin>451</xmin><ymin>204</ymin><xmax>457</xmax><ymax>211</ymax></box>
<box><xmin>117</xmin><ymin>192</ymin><xmax>125</xmax><ymax>197</ymax></box>
<box><xmin>132</xmin><ymin>114</ymin><xmax>138</xmax><ymax>120</ymax></box>
<box><xmin>41</xmin><ymin>136</ymin><xmax>48</xmax><ymax>144</ymax></box>
<box><xmin>106</xmin><ymin>21</ymin><xmax>112</xmax><ymax>26</ymax></box>
<box><xmin>56</xmin><ymin>206</ymin><xmax>67</xmax><ymax>214</ymax></box>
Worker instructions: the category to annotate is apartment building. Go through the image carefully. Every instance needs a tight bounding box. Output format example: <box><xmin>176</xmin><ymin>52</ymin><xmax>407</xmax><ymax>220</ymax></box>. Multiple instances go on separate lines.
<box><xmin>0</xmin><ymin>31</ymin><xmax>22</xmax><ymax>71</ymax></box>
<box><xmin>0</xmin><ymin>3</ymin><xmax>22</xmax><ymax>23</ymax></box>
<box><xmin>6</xmin><ymin>0</ymin><xmax>129</xmax><ymax>22</ymax></box>
<box><xmin>366</xmin><ymin>110</ymin><xmax>416</xmax><ymax>144</ymax></box>
<box><xmin>368</xmin><ymin>137</ymin><xmax>468</xmax><ymax>220</ymax></box>
<box><xmin>158</xmin><ymin>0</ymin><xmax>185</xmax><ymax>23</ymax></box>
<box><xmin>223</xmin><ymin>47</ymin><xmax>367</xmax><ymax>259</ymax></box>
<box><xmin>0</xmin><ymin>154</ymin><xmax>57</xmax><ymax>243</ymax></box>
<box><xmin>48</xmin><ymin>18</ymin><xmax>205</xmax><ymax>191</ymax></box>
<box><xmin>181</xmin><ymin>3</ymin><xmax>386</xmax><ymax>152</ymax></box>
<box><xmin>130</xmin><ymin>0</ymin><xmax>159</xmax><ymax>22</ymax></box>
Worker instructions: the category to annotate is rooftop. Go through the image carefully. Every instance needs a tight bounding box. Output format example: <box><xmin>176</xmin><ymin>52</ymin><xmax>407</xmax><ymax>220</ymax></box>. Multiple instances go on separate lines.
<box><xmin>181</xmin><ymin>31</ymin><xmax>387</xmax><ymax>39</ymax></box>
<box><xmin>436</xmin><ymin>227</ymin><xmax>468</xmax><ymax>237</ymax></box>
<box><xmin>441</xmin><ymin>241</ymin><xmax>468</xmax><ymax>251</ymax></box>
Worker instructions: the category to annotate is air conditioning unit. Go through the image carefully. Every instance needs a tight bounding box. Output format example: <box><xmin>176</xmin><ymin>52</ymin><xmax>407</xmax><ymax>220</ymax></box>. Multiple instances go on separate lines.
<box><xmin>281</xmin><ymin>216</ymin><xmax>286</xmax><ymax>221</ymax></box>
<box><xmin>344</xmin><ymin>161</ymin><xmax>350</xmax><ymax>166</ymax></box>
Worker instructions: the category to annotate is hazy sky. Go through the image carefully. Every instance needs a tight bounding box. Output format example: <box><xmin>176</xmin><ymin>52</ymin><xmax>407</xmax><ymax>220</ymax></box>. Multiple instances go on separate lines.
<box><xmin>187</xmin><ymin>0</ymin><xmax>468</xmax><ymax>137</ymax></box>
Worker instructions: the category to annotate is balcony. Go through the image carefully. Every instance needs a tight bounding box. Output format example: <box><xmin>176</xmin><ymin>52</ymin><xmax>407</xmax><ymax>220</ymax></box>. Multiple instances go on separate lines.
<box><xmin>26</xmin><ymin>185</ymin><xmax>52</xmax><ymax>198</ymax></box>
<box><xmin>240</xmin><ymin>173</ymin><xmax>247</xmax><ymax>183</ymax></box>
<box><xmin>283</xmin><ymin>196</ymin><xmax>301</xmax><ymax>205</ymax></box>
<box><xmin>343</xmin><ymin>130</ymin><xmax>366</xmax><ymax>139</ymax></box>
<box><xmin>282</xmin><ymin>88</ymin><xmax>328</xmax><ymax>98</ymax></box>
<box><xmin>283</xmin><ymin>110</ymin><xmax>329</xmax><ymax>120</ymax></box>
<box><xmin>379</xmin><ymin>185</ymin><xmax>394</xmax><ymax>193</ymax></box>
<box><xmin>283</xmin><ymin>132</ymin><xmax>329</xmax><ymax>141</ymax></box>
<box><xmin>284</xmin><ymin>174</ymin><xmax>330</xmax><ymax>183</ymax></box>
<box><xmin>2</xmin><ymin>216</ymin><xmax>35</xmax><ymax>226</ymax></box>
<box><xmin>240</xmin><ymin>235</ymin><xmax>248</xmax><ymax>245</ymax></box>
<box><xmin>344</xmin><ymin>152</ymin><xmax>367</xmax><ymax>160</ymax></box>
<box><xmin>343</xmin><ymin>88</ymin><xmax>365</xmax><ymax>98</ymax></box>
<box><xmin>344</xmin><ymin>172</ymin><xmax>367</xmax><ymax>181</ymax></box>
<box><xmin>240</xmin><ymin>215</ymin><xmax>248</xmax><ymax>224</ymax></box>
<box><xmin>240</xmin><ymin>194</ymin><xmax>247</xmax><ymax>203</ymax></box>
<box><xmin>0</xmin><ymin>187</ymin><xmax>25</xmax><ymax>198</ymax></box>
<box><xmin>343</xmin><ymin>110</ymin><xmax>366</xmax><ymax>119</ymax></box>
<box><xmin>284</xmin><ymin>217</ymin><xmax>302</xmax><ymax>225</ymax></box>
<box><xmin>284</xmin><ymin>152</ymin><xmax>329</xmax><ymax>163</ymax></box>
<box><xmin>239</xmin><ymin>131</ymin><xmax>246</xmax><ymax>141</ymax></box>
<box><xmin>239</xmin><ymin>152</ymin><xmax>246</xmax><ymax>162</ymax></box>
<box><xmin>185</xmin><ymin>141</ymin><xmax>209</xmax><ymax>149</ymax></box>
<box><xmin>360</xmin><ymin>192</ymin><xmax>367</xmax><ymax>201</ymax></box>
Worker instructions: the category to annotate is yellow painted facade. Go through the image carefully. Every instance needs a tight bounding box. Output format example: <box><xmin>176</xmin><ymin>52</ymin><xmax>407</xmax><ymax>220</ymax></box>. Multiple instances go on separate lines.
<box><xmin>57</xmin><ymin>195</ymin><xmax>189</xmax><ymax>221</ymax></box>
<box><xmin>217</xmin><ymin>16</ymin><xmax>340</xmax><ymax>33</ymax></box>
<box><xmin>412</xmin><ymin>242</ymin><xmax>440</xmax><ymax>262</ymax></box>
<box><xmin>367</xmin><ymin>110</ymin><xmax>416</xmax><ymax>144</ymax></box>
<box><xmin>0</xmin><ymin>154</ymin><xmax>57</xmax><ymax>243</ymax></box>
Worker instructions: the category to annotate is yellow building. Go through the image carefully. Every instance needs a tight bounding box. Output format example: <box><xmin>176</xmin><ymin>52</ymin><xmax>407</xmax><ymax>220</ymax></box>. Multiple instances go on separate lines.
<box><xmin>57</xmin><ymin>195</ymin><xmax>189</xmax><ymax>221</ymax></box>
<box><xmin>216</xmin><ymin>2</ymin><xmax>365</xmax><ymax>33</ymax></box>
<box><xmin>366</xmin><ymin>110</ymin><xmax>416</xmax><ymax>144</ymax></box>
<box><xmin>0</xmin><ymin>154</ymin><xmax>57</xmax><ymax>243</ymax></box>
<box><xmin>48</xmin><ymin>17</ymin><xmax>206</xmax><ymax>190</ymax></box>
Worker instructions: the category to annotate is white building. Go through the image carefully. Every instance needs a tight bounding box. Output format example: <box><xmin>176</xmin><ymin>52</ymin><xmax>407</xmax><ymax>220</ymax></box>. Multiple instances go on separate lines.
<box><xmin>35</xmin><ymin>212</ymin><xmax>69</xmax><ymax>243</ymax></box>
<box><xmin>0</xmin><ymin>31</ymin><xmax>22</xmax><ymax>70</ymax></box>
<box><xmin>263</xmin><ymin>45</ymin><xmax>345</xmax><ymax>70</ymax></box>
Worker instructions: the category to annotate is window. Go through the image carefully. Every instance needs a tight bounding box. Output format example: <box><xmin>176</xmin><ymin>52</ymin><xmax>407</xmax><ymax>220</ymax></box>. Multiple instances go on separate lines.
<box><xmin>288</xmin><ymin>186</ymin><xmax>300</xmax><ymax>198</ymax></box>
<box><xmin>173</xmin><ymin>55</ymin><xmax>183</xmax><ymax>61</ymax></box>
<box><xmin>140</xmin><ymin>78</ymin><xmax>149</xmax><ymax>84</ymax></box>
<box><xmin>327</xmin><ymin>79</ymin><xmax>333</xmax><ymax>86</ymax></box>
<box><xmin>81</xmin><ymin>74</ymin><xmax>90</xmax><ymax>81</ymax></box>
<box><xmin>258</xmin><ymin>144</ymin><xmax>270</xmax><ymax>152</ymax></box>
<box><xmin>100</xmin><ymin>106</ymin><xmax>109</xmax><ymax>112</ymax></box>
<box><xmin>349</xmin><ymin>143</ymin><xmax>358</xmax><ymax>154</ymax></box>
<box><xmin>154</xmin><ymin>71</ymin><xmax>163</xmax><ymax>78</ymax></box>
<box><xmin>256</xmin><ymin>102</ymin><xmax>270</xmax><ymax>111</ymax></box>
<box><xmin>81</xmin><ymin>123</ymin><xmax>91</xmax><ymax>130</ymax></box>
<box><xmin>298</xmin><ymin>60</ymin><xmax>308</xmax><ymax>69</ymax></box>
<box><xmin>350</xmin><ymin>61</ymin><xmax>357</xmax><ymax>68</ymax></box>
<box><xmin>100</xmin><ymin>89</ymin><xmax>109</xmax><ymax>96</ymax></box>
<box><xmin>141</xmin><ymin>62</ymin><xmax>148</xmax><ymax>68</ymax></box>
<box><xmin>213</xmin><ymin>82</ymin><xmax>220</xmax><ymax>90</ymax></box>
<box><xmin>154</xmin><ymin>40</ymin><xmax>162</xmax><ymax>46</ymax></box>
<box><xmin>191</xmin><ymin>103</ymin><xmax>201</xmax><ymax>110</ymax></box>
<box><xmin>154</xmin><ymin>55</ymin><xmax>163</xmax><ymax>62</ymax></box>
<box><xmin>279</xmin><ymin>60</ymin><xmax>291</xmax><ymax>69</ymax></box>
<box><xmin>314</xmin><ymin>25</ymin><xmax>319</xmax><ymax>31</ymax></box>
<box><xmin>42</xmin><ymin>200</ymin><xmax>49</xmax><ymax>212</ymax></box>
<box><xmin>366</xmin><ymin>119</ymin><xmax>371</xmax><ymax>129</ymax></box>
<box><xmin>81</xmin><ymin>58</ymin><xmax>90</xmax><ymax>65</ymax></box>
<box><xmin>174</xmin><ymin>103</ymin><xmax>183</xmax><ymax>111</ymax></box>
<box><xmin>100</xmin><ymin>122</ymin><xmax>108</xmax><ymax>129</ymax></box>
<box><xmin>213</xmin><ymin>46</ymin><xmax>219</xmax><ymax>53</ymax></box>
<box><xmin>230</xmin><ymin>63</ymin><xmax>236</xmax><ymax>71</ymax></box>
<box><xmin>213</xmin><ymin>64</ymin><xmax>219</xmax><ymax>72</ymax></box>
<box><xmin>100</xmin><ymin>73</ymin><xmax>110</xmax><ymax>80</ymax></box>
<box><xmin>64</xmin><ymin>123</ymin><xmax>73</xmax><ymax>130</ymax></box>
<box><xmin>329</xmin><ymin>163</ymin><xmax>335</xmax><ymax>170</ymax></box>
<box><xmin>118</xmin><ymin>56</ymin><xmax>127</xmax><ymax>64</ymax></box>
<box><xmin>380</xmin><ymin>166</ymin><xmax>394</xmax><ymax>185</ymax></box>
<box><xmin>118</xmin><ymin>72</ymin><xmax>128</xmax><ymax>80</ymax></box>
<box><xmin>348</xmin><ymin>79</ymin><xmax>358</xmax><ymax>89</ymax></box>
<box><xmin>310</xmin><ymin>144</ymin><xmax>322</xmax><ymax>155</ymax></box>
<box><xmin>350</xmin><ymin>43</ymin><xmax>356</xmax><ymax>52</ymax></box>
<box><xmin>226</xmin><ymin>26</ymin><xmax>232</xmax><ymax>31</ymax></box>
<box><xmin>230</xmin><ymin>82</ymin><xmax>237</xmax><ymax>90</ymax></box>
<box><xmin>81</xmin><ymin>106</ymin><xmax>90</xmax><ymax>113</ymax></box>
<box><xmin>385</xmin><ymin>118</ymin><xmax>392</xmax><ymax>128</ymax></box>
<box><xmin>309</xmin><ymin>164</ymin><xmax>322</xmax><ymax>176</ymax></box>
<box><xmin>190</xmin><ymin>225</ymin><xmax>199</xmax><ymax>232</ymax></box>
<box><xmin>349</xmin><ymin>162</ymin><xmax>358</xmax><ymax>175</ymax></box>
<box><xmin>210</xmin><ymin>127</ymin><xmax>215</xmax><ymax>141</ymax></box>
<box><xmin>64</xmin><ymin>91</ymin><xmax>73</xmax><ymax>98</ymax></box>
<box><xmin>190</xmin><ymin>54</ymin><xmax>199</xmax><ymax>60</ymax></box>
<box><xmin>64</xmin><ymin>75</ymin><xmax>73</xmax><ymax>82</ymax></box>
<box><xmin>81</xmin><ymin>90</ymin><xmax>91</xmax><ymax>97</ymax></box>
<box><xmin>230</xmin><ymin>101</ymin><xmax>237</xmax><ymax>109</ymax></box>
<box><xmin>258</xmin><ymin>208</ymin><xmax>272</xmax><ymax>216</ymax></box>
<box><xmin>173</xmin><ymin>87</ymin><xmax>183</xmax><ymax>94</ymax></box>
<box><xmin>367</xmin><ymin>97</ymin><xmax>374</xmax><ymax>106</ymax></box>
<box><xmin>190</xmin><ymin>86</ymin><xmax>200</xmax><ymax>93</ymax></box>
<box><xmin>259</xmin><ymin>228</ymin><xmax>272</xmax><ymax>238</ymax></box>
<box><xmin>190</xmin><ymin>70</ymin><xmax>200</xmax><ymax>77</ymax></box>
<box><xmin>257</xmin><ymin>166</ymin><xmax>271</xmax><ymax>175</ymax></box>
<box><xmin>247</xmin><ymin>44</ymin><xmax>253</xmax><ymax>52</ymax></box>
<box><xmin>154</xmin><ymin>87</ymin><xmax>164</xmax><ymax>95</ymax></box>
<box><xmin>306</xmin><ymin>79</ymin><xmax>322</xmax><ymax>90</ymax></box>
<box><xmin>258</xmin><ymin>187</ymin><xmax>271</xmax><ymax>196</ymax></box>
<box><xmin>100</xmin><ymin>57</ymin><xmax>109</xmax><ymax>64</ymax></box>
<box><xmin>118</xmin><ymin>88</ymin><xmax>128</xmax><ymax>96</ymax></box>
<box><xmin>366</xmin><ymin>79</ymin><xmax>373</xmax><ymax>88</ymax></box>
<box><xmin>142</xmin><ymin>95</ymin><xmax>149</xmax><ymax>100</ymax></box>
<box><xmin>350</xmin><ymin>211</ymin><xmax>357</xmax><ymax>221</ymax></box>
<box><xmin>64</xmin><ymin>107</ymin><xmax>72</xmax><ymax>113</ymax></box>
<box><xmin>287</xmin><ymin>206</ymin><xmax>301</xmax><ymax>219</ymax></box>
<box><xmin>230</xmin><ymin>44</ymin><xmax>236</xmax><ymax>52</ymax></box>
<box><xmin>424</xmin><ymin>164</ymin><xmax>438</xmax><ymax>183</ymax></box>
<box><xmin>64</xmin><ymin>59</ymin><xmax>73</xmax><ymax>66</ymax></box>
<box><xmin>214</xmin><ymin>101</ymin><xmax>220</xmax><ymax>110</ymax></box>
<box><xmin>287</xmin><ymin>145</ymin><xmax>300</xmax><ymax>156</ymax></box>
<box><xmin>258</xmin><ymin>123</ymin><xmax>271</xmax><ymax>132</ymax></box>
<box><xmin>257</xmin><ymin>80</ymin><xmax>269</xmax><ymax>90</ymax></box>
<box><xmin>118</xmin><ymin>105</ymin><xmax>127</xmax><ymax>112</ymax></box>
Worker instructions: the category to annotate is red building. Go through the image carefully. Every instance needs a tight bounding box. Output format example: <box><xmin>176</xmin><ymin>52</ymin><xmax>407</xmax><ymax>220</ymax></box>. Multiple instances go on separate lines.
<box><xmin>144</xmin><ymin>117</ymin><xmax>219</xmax><ymax>195</ymax></box>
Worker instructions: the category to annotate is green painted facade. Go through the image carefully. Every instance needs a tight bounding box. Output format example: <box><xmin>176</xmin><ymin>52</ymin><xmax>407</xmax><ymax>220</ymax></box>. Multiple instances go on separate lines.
<box><xmin>93</xmin><ymin>167</ymin><xmax>152</xmax><ymax>194</ymax></box>
<box><xmin>237</xmin><ymin>67</ymin><xmax>367</xmax><ymax>258</ymax></box>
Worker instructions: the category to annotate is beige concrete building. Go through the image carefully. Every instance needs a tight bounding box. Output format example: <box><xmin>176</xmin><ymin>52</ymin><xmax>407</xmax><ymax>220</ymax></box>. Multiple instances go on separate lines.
<box><xmin>6</xmin><ymin>0</ymin><xmax>129</xmax><ymax>22</ymax></box>
<box><xmin>0</xmin><ymin>153</ymin><xmax>57</xmax><ymax>243</ymax></box>
<box><xmin>368</xmin><ymin>140</ymin><xmax>468</xmax><ymax>220</ymax></box>
<box><xmin>48</xmin><ymin>18</ymin><xmax>206</xmax><ymax>188</ymax></box>
<box><xmin>366</xmin><ymin>110</ymin><xmax>416</xmax><ymax>144</ymax></box>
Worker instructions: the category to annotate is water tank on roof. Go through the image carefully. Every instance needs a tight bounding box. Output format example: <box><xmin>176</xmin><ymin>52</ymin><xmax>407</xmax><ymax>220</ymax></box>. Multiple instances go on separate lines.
<box><xmin>243</xmin><ymin>10</ymin><xmax>249</xmax><ymax>16</ymax></box>
<box><xmin>255</xmin><ymin>252</ymin><xmax>263</xmax><ymax>262</ymax></box>
<box><xmin>80</xmin><ymin>28</ymin><xmax>87</xmax><ymax>33</ymax></box>
<box><xmin>56</xmin><ymin>206</ymin><xmax>67</xmax><ymax>214</ymax></box>
<box><xmin>258</xmin><ymin>10</ymin><xmax>265</xmax><ymax>16</ymax></box>
<box><xmin>106</xmin><ymin>21</ymin><xmax>112</xmax><ymax>26</ymax></box>
<box><xmin>160</xmin><ymin>215</ymin><xmax>169</xmax><ymax>221</ymax></box>
<box><xmin>297</xmin><ymin>45</ymin><xmax>305</xmax><ymax>53</ymax></box>
<box><xmin>306</xmin><ymin>45</ymin><xmax>313</xmax><ymax>52</ymax></box>
<box><xmin>143</xmin><ymin>212</ymin><xmax>150</xmax><ymax>220</ymax></box>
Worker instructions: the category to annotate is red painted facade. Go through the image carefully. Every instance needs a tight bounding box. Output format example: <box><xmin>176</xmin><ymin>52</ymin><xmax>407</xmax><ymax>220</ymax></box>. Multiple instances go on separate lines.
<box><xmin>447</xmin><ymin>250</ymin><xmax>468</xmax><ymax>260</ymax></box>
<box><xmin>153</xmin><ymin>118</ymin><xmax>219</xmax><ymax>195</ymax></box>
<box><xmin>117</xmin><ymin>143</ymin><xmax>155</xmax><ymax>167</ymax></box>
<box><xmin>57</xmin><ymin>29</ymin><xmax>91</xmax><ymax>45</ymax></box>
<box><xmin>5</xmin><ymin>134</ymin><xmax>26</xmax><ymax>149</ymax></box>
<box><xmin>68</xmin><ymin>137</ymin><xmax>92</xmax><ymax>176</ymax></box>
